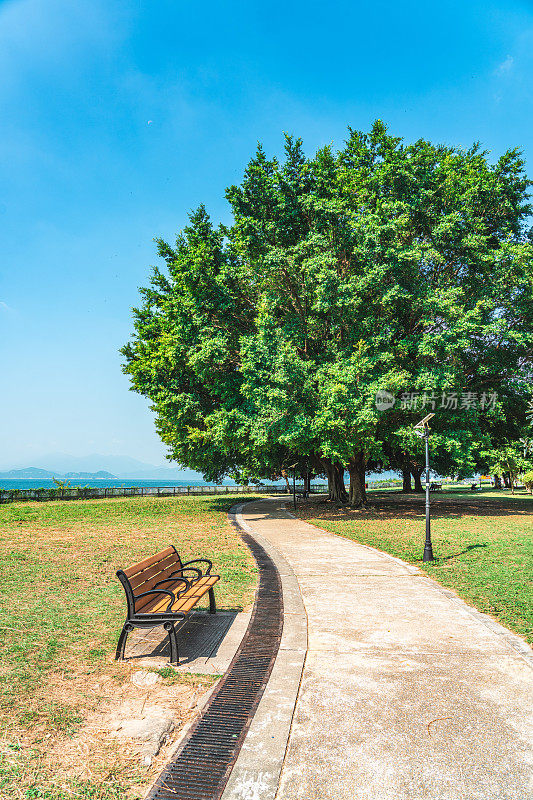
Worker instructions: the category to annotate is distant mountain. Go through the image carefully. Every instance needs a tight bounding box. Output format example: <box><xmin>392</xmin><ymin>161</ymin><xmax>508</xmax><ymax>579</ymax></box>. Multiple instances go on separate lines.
<box><xmin>0</xmin><ymin>453</ymin><xmax>204</xmax><ymax>481</ymax></box>
<box><xmin>63</xmin><ymin>471</ymin><xmax>118</xmax><ymax>480</ymax></box>
<box><xmin>0</xmin><ymin>467</ymin><xmax>55</xmax><ymax>480</ymax></box>
<box><xmin>0</xmin><ymin>467</ymin><xmax>118</xmax><ymax>481</ymax></box>
<box><xmin>119</xmin><ymin>466</ymin><xmax>203</xmax><ymax>479</ymax></box>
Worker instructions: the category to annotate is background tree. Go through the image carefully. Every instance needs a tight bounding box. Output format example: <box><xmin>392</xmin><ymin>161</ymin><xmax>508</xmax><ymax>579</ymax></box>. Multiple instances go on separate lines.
<box><xmin>123</xmin><ymin>123</ymin><xmax>533</xmax><ymax>505</ymax></box>
<box><xmin>484</xmin><ymin>443</ymin><xmax>532</xmax><ymax>493</ymax></box>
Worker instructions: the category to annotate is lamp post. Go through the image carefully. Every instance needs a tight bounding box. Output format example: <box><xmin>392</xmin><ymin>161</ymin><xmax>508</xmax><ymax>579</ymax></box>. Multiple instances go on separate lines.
<box><xmin>286</xmin><ymin>462</ymin><xmax>298</xmax><ymax>511</ymax></box>
<box><xmin>414</xmin><ymin>413</ymin><xmax>435</xmax><ymax>562</ymax></box>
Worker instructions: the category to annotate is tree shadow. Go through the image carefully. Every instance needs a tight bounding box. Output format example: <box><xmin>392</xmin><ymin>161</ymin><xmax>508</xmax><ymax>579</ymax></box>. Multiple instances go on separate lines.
<box><xmin>297</xmin><ymin>490</ymin><xmax>533</xmax><ymax>522</ymax></box>
<box><xmin>197</xmin><ymin>494</ymin><xmax>261</xmax><ymax>513</ymax></box>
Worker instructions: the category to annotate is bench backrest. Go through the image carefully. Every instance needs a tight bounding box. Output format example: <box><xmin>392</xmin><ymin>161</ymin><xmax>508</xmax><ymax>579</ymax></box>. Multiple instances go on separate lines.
<box><xmin>117</xmin><ymin>546</ymin><xmax>184</xmax><ymax>615</ymax></box>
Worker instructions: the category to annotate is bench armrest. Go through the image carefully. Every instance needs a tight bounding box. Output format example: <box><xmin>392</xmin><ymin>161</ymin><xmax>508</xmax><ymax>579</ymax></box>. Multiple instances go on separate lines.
<box><xmin>133</xmin><ymin>588</ymin><xmax>175</xmax><ymax>613</ymax></box>
<box><xmin>177</xmin><ymin>567</ymin><xmax>202</xmax><ymax>580</ymax></box>
<box><xmin>153</xmin><ymin>576</ymin><xmax>191</xmax><ymax>596</ymax></box>
<box><xmin>164</xmin><ymin>566</ymin><xmax>202</xmax><ymax>588</ymax></box>
<box><xmin>182</xmin><ymin>558</ymin><xmax>212</xmax><ymax>575</ymax></box>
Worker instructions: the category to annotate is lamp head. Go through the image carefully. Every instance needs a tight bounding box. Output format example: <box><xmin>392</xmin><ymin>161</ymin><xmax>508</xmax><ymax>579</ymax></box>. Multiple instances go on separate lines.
<box><xmin>413</xmin><ymin>413</ymin><xmax>435</xmax><ymax>431</ymax></box>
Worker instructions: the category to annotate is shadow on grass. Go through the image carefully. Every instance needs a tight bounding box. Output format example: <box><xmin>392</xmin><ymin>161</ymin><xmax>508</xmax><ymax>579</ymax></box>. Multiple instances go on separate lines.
<box><xmin>435</xmin><ymin>543</ymin><xmax>488</xmax><ymax>562</ymax></box>
<box><xmin>295</xmin><ymin>491</ymin><xmax>533</xmax><ymax>522</ymax></box>
<box><xmin>197</xmin><ymin>494</ymin><xmax>262</xmax><ymax>514</ymax></box>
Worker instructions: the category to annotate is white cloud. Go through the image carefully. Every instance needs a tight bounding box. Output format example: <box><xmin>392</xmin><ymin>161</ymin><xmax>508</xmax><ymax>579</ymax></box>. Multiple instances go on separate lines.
<box><xmin>495</xmin><ymin>55</ymin><xmax>514</xmax><ymax>76</ymax></box>
<box><xmin>0</xmin><ymin>301</ymin><xmax>14</xmax><ymax>312</ymax></box>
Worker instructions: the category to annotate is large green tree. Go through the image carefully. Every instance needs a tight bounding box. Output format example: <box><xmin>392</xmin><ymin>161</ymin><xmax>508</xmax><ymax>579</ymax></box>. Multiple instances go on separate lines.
<box><xmin>122</xmin><ymin>123</ymin><xmax>533</xmax><ymax>505</ymax></box>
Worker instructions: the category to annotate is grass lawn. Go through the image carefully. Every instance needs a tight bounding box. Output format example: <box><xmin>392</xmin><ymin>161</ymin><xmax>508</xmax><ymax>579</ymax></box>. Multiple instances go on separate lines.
<box><xmin>0</xmin><ymin>494</ymin><xmax>258</xmax><ymax>800</ymax></box>
<box><xmin>298</xmin><ymin>489</ymin><xmax>533</xmax><ymax>645</ymax></box>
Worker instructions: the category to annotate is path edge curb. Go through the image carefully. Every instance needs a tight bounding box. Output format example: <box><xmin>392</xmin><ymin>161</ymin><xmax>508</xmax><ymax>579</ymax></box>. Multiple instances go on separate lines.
<box><xmin>221</xmin><ymin>500</ymin><xmax>308</xmax><ymax>800</ymax></box>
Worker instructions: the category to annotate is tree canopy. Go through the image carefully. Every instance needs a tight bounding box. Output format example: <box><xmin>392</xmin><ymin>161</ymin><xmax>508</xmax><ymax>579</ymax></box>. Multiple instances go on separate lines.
<box><xmin>122</xmin><ymin>122</ymin><xmax>533</xmax><ymax>505</ymax></box>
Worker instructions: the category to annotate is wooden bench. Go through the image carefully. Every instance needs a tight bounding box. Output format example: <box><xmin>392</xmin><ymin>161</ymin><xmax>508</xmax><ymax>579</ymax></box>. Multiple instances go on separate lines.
<box><xmin>115</xmin><ymin>546</ymin><xmax>220</xmax><ymax>665</ymax></box>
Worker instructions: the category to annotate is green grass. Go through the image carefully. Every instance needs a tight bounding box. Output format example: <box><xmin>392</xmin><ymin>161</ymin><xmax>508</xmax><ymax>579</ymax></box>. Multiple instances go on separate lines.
<box><xmin>0</xmin><ymin>493</ymin><xmax>258</xmax><ymax>799</ymax></box>
<box><xmin>155</xmin><ymin>666</ymin><xmax>222</xmax><ymax>686</ymax></box>
<box><xmin>299</xmin><ymin>489</ymin><xmax>533</xmax><ymax>644</ymax></box>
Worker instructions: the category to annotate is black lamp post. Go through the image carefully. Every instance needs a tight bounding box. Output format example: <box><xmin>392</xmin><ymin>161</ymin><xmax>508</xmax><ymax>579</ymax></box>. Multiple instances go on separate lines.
<box><xmin>414</xmin><ymin>413</ymin><xmax>435</xmax><ymax>562</ymax></box>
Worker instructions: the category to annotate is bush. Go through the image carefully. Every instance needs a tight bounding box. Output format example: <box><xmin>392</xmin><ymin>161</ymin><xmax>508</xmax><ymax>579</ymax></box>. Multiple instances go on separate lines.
<box><xmin>523</xmin><ymin>470</ymin><xmax>533</xmax><ymax>493</ymax></box>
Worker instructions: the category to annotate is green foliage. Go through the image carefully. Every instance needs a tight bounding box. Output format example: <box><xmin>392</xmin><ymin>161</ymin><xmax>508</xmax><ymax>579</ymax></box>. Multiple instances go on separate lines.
<box><xmin>52</xmin><ymin>478</ymin><xmax>72</xmax><ymax>497</ymax></box>
<box><xmin>484</xmin><ymin>442</ymin><xmax>532</xmax><ymax>490</ymax></box>
<box><xmin>523</xmin><ymin>470</ymin><xmax>533</xmax><ymax>492</ymax></box>
<box><xmin>122</xmin><ymin>122</ymin><xmax>533</xmax><ymax>501</ymax></box>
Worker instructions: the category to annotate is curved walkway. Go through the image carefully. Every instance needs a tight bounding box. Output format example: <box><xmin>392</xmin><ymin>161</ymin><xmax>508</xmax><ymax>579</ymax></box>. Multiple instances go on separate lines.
<box><xmin>223</xmin><ymin>497</ymin><xmax>533</xmax><ymax>800</ymax></box>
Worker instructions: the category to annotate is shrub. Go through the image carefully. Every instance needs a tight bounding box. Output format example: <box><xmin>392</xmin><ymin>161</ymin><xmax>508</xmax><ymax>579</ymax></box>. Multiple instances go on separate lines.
<box><xmin>523</xmin><ymin>470</ymin><xmax>533</xmax><ymax>493</ymax></box>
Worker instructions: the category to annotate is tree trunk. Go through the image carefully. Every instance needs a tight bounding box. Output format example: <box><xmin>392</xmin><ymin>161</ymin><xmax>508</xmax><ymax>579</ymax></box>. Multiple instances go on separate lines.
<box><xmin>503</xmin><ymin>472</ymin><xmax>511</xmax><ymax>489</ymax></box>
<box><xmin>493</xmin><ymin>474</ymin><xmax>502</xmax><ymax>489</ymax></box>
<box><xmin>325</xmin><ymin>461</ymin><xmax>348</xmax><ymax>503</ymax></box>
<box><xmin>304</xmin><ymin>471</ymin><xmax>313</xmax><ymax>494</ymax></box>
<box><xmin>348</xmin><ymin>451</ymin><xmax>367</xmax><ymax>507</ymax></box>
<box><xmin>402</xmin><ymin>468</ymin><xmax>412</xmax><ymax>493</ymax></box>
<box><xmin>281</xmin><ymin>469</ymin><xmax>291</xmax><ymax>493</ymax></box>
<box><xmin>411</xmin><ymin>466</ymin><xmax>424</xmax><ymax>493</ymax></box>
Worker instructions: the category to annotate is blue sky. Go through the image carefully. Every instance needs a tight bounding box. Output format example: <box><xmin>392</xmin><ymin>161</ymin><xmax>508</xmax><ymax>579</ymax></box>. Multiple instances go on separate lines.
<box><xmin>1</xmin><ymin>0</ymin><xmax>532</xmax><ymax>468</ymax></box>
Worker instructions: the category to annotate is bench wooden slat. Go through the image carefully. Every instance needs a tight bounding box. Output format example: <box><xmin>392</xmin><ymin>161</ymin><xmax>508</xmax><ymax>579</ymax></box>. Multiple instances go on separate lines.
<box><xmin>142</xmin><ymin>575</ymin><xmax>219</xmax><ymax>614</ymax></box>
<box><xmin>123</xmin><ymin>546</ymin><xmax>175</xmax><ymax>578</ymax></box>
<box><xmin>131</xmin><ymin>567</ymin><xmax>183</xmax><ymax>601</ymax></box>
<box><xmin>128</xmin><ymin>553</ymin><xmax>182</xmax><ymax>591</ymax></box>
<box><xmin>135</xmin><ymin>576</ymin><xmax>187</xmax><ymax>612</ymax></box>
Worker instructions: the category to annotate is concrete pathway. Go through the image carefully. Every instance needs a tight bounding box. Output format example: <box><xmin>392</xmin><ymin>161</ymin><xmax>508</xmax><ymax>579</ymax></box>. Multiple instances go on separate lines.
<box><xmin>224</xmin><ymin>497</ymin><xmax>533</xmax><ymax>800</ymax></box>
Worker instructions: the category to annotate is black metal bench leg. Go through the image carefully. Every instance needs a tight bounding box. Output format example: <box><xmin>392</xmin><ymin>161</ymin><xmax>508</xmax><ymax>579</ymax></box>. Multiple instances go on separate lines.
<box><xmin>208</xmin><ymin>587</ymin><xmax>216</xmax><ymax>614</ymax></box>
<box><xmin>164</xmin><ymin>621</ymin><xmax>179</xmax><ymax>665</ymax></box>
<box><xmin>115</xmin><ymin>622</ymin><xmax>133</xmax><ymax>661</ymax></box>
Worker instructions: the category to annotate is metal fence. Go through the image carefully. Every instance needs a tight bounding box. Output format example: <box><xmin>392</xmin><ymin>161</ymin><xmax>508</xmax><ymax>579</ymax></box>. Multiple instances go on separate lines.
<box><xmin>0</xmin><ymin>483</ymin><xmax>329</xmax><ymax>505</ymax></box>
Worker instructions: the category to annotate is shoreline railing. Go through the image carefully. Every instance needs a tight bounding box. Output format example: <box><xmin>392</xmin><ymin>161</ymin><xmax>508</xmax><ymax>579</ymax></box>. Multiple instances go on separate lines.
<box><xmin>0</xmin><ymin>483</ymin><xmax>329</xmax><ymax>504</ymax></box>
<box><xmin>0</xmin><ymin>478</ymin><xmax>422</xmax><ymax>505</ymax></box>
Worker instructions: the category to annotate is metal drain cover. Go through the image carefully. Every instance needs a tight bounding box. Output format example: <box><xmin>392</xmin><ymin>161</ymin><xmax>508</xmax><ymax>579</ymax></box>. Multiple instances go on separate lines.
<box><xmin>145</xmin><ymin>522</ymin><xmax>283</xmax><ymax>800</ymax></box>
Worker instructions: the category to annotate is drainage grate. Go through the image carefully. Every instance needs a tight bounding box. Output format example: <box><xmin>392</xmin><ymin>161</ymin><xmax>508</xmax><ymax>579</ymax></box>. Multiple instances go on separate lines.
<box><xmin>145</xmin><ymin>513</ymin><xmax>283</xmax><ymax>800</ymax></box>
